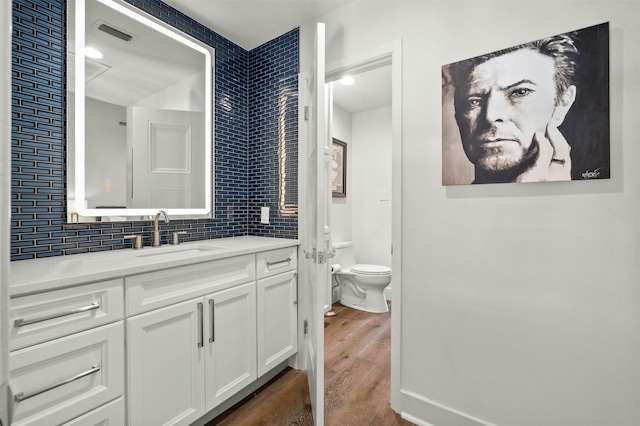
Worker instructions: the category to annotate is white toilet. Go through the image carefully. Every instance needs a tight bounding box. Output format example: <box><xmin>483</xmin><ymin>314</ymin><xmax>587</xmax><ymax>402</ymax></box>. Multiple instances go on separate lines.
<box><xmin>332</xmin><ymin>241</ymin><xmax>392</xmax><ymax>313</ymax></box>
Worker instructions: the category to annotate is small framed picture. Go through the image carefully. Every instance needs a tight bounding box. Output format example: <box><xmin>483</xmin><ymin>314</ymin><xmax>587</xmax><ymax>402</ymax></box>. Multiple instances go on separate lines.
<box><xmin>332</xmin><ymin>138</ymin><xmax>346</xmax><ymax>197</ymax></box>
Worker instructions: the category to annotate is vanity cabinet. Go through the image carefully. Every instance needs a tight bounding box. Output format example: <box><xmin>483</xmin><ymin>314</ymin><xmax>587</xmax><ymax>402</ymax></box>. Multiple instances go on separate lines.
<box><xmin>8</xmin><ymin>279</ymin><xmax>125</xmax><ymax>426</ymax></box>
<box><xmin>126</xmin><ymin>255</ymin><xmax>258</xmax><ymax>425</ymax></box>
<box><xmin>9</xmin><ymin>237</ymin><xmax>299</xmax><ymax>426</ymax></box>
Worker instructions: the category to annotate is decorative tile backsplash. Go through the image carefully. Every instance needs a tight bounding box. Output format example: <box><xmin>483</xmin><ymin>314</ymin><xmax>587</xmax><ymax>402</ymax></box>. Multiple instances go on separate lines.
<box><xmin>248</xmin><ymin>30</ymin><xmax>299</xmax><ymax>238</ymax></box>
<box><xmin>10</xmin><ymin>0</ymin><xmax>298</xmax><ymax>260</ymax></box>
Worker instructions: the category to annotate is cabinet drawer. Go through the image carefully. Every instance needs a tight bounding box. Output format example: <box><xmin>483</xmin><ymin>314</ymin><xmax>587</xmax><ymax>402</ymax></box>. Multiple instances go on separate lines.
<box><xmin>256</xmin><ymin>246</ymin><xmax>298</xmax><ymax>280</ymax></box>
<box><xmin>62</xmin><ymin>397</ymin><xmax>124</xmax><ymax>426</ymax></box>
<box><xmin>10</xmin><ymin>279</ymin><xmax>124</xmax><ymax>351</ymax></box>
<box><xmin>10</xmin><ymin>321</ymin><xmax>124</xmax><ymax>426</ymax></box>
<box><xmin>126</xmin><ymin>254</ymin><xmax>255</xmax><ymax>316</ymax></box>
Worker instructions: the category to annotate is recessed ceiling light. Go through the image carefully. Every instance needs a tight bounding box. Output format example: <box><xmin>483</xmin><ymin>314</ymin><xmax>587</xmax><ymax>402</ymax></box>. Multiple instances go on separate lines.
<box><xmin>84</xmin><ymin>47</ymin><xmax>104</xmax><ymax>59</ymax></box>
<box><xmin>340</xmin><ymin>76</ymin><xmax>356</xmax><ymax>86</ymax></box>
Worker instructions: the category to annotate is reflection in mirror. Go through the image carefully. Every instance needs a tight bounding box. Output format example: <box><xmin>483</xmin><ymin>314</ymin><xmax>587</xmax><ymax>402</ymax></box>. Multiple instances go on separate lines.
<box><xmin>67</xmin><ymin>0</ymin><xmax>213</xmax><ymax>222</ymax></box>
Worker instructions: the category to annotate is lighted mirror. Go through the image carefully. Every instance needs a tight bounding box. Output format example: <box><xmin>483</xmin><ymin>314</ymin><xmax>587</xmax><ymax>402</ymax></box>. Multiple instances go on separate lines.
<box><xmin>67</xmin><ymin>0</ymin><xmax>213</xmax><ymax>222</ymax></box>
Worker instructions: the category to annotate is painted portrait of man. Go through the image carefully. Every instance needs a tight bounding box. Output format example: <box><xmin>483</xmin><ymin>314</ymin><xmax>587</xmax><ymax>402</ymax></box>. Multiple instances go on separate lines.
<box><xmin>442</xmin><ymin>23</ymin><xmax>609</xmax><ymax>185</ymax></box>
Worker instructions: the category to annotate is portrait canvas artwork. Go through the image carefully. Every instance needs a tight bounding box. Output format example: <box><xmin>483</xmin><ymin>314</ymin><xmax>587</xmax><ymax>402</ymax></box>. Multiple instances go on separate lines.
<box><xmin>442</xmin><ymin>22</ymin><xmax>610</xmax><ymax>186</ymax></box>
<box><xmin>332</xmin><ymin>139</ymin><xmax>346</xmax><ymax>197</ymax></box>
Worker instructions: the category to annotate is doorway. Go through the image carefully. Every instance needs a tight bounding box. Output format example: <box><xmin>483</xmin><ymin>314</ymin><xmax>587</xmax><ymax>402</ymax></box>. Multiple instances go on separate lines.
<box><xmin>329</xmin><ymin>63</ymin><xmax>392</xmax><ymax>297</ymax></box>
<box><xmin>325</xmin><ymin>40</ymin><xmax>403</xmax><ymax>412</ymax></box>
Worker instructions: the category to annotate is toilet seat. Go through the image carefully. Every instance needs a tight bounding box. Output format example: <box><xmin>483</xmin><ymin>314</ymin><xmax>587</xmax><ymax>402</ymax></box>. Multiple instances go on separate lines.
<box><xmin>350</xmin><ymin>264</ymin><xmax>391</xmax><ymax>276</ymax></box>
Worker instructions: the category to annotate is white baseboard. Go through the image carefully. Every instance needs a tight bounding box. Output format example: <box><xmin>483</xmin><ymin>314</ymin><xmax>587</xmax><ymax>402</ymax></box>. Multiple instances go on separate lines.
<box><xmin>401</xmin><ymin>389</ymin><xmax>497</xmax><ymax>426</ymax></box>
<box><xmin>401</xmin><ymin>411</ymin><xmax>436</xmax><ymax>426</ymax></box>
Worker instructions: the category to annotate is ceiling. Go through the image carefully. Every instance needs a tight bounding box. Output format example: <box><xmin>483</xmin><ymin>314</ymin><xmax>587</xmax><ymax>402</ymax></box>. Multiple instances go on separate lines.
<box><xmin>163</xmin><ymin>0</ymin><xmax>355</xmax><ymax>51</ymax></box>
<box><xmin>331</xmin><ymin>65</ymin><xmax>392</xmax><ymax>114</ymax></box>
<box><xmin>163</xmin><ymin>0</ymin><xmax>391</xmax><ymax>114</ymax></box>
<box><xmin>76</xmin><ymin>0</ymin><xmax>206</xmax><ymax>107</ymax></box>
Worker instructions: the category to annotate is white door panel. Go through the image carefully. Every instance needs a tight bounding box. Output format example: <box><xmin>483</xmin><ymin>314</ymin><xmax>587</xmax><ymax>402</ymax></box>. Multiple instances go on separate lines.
<box><xmin>204</xmin><ymin>283</ymin><xmax>257</xmax><ymax>411</ymax></box>
<box><xmin>300</xmin><ymin>22</ymin><xmax>327</xmax><ymax>426</ymax></box>
<box><xmin>129</xmin><ymin>107</ymin><xmax>204</xmax><ymax>209</ymax></box>
<box><xmin>127</xmin><ymin>300</ymin><xmax>205</xmax><ymax>426</ymax></box>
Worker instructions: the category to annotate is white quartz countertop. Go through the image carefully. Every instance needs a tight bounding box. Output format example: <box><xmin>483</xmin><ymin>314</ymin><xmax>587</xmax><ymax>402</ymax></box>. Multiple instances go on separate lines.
<box><xmin>10</xmin><ymin>236</ymin><xmax>299</xmax><ymax>297</ymax></box>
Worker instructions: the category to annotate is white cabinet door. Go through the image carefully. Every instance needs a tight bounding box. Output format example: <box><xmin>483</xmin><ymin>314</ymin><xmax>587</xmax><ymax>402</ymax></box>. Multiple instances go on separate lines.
<box><xmin>204</xmin><ymin>282</ymin><xmax>256</xmax><ymax>411</ymax></box>
<box><xmin>127</xmin><ymin>298</ymin><xmax>205</xmax><ymax>426</ymax></box>
<box><xmin>257</xmin><ymin>271</ymin><xmax>297</xmax><ymax>377</ymax></box>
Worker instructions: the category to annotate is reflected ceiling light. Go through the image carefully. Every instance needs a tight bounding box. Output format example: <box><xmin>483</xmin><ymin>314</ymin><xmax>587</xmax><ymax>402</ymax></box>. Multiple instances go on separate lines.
<box><xmin>84</xmin><ymin>46</ymin><xmax>104</xmax><ymax>59</ymax></box>
<box><xmin>340</xmin><ymin>76</ymin><xmax>356</xmax><ymax>86</ymax></box>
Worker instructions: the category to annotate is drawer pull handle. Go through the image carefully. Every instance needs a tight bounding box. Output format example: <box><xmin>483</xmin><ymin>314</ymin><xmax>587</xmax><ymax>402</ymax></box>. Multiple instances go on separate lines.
<box><xmin>197</xmin><ymin>302</ymin><xmax>204</xmax><ymax>348</ymax></box>
<box><xmin>14</xmin><ymin>302</ymin><xmax>101</xmax><ymax>328</ymax></box>
<box><xmin>266</xmin><ymin>258</ymin><xmax>292</xmax><ymax>269</ymax></box>
<box><xmin>14</xmin><ymin>364</ymin><xmax>101</xmax><ymax>403</ymax></box>
<box><xmin>209</xmin><ymin>299</ymin><xmax>215</xmax><ymax>343</ymax></box>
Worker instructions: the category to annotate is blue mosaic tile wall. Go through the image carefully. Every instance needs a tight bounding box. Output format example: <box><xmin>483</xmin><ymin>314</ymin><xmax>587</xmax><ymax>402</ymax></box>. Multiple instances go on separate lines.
<box><xmin>10</xmin><ymin>0</ymin><xmax>298</xmax><ymax>261</ymax></box>
<box><xmin>248</xmin><ymin>29</ymin><xmax>299</xmax><ymax>238</ymax></box>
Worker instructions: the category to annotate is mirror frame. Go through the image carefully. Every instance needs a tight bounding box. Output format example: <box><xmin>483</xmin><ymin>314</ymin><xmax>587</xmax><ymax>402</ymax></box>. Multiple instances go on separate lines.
<box><xmin>69</xmin><ymin>0</ymin><xmax>214</xmax><ymax>220</ymax></box>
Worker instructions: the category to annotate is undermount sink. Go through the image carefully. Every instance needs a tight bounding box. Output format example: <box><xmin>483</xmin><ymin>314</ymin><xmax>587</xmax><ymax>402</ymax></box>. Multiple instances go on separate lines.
<box><xmin>135</xmin><ymin>244</ymin><xmax>225</xmax><ymax>259</ymax></box>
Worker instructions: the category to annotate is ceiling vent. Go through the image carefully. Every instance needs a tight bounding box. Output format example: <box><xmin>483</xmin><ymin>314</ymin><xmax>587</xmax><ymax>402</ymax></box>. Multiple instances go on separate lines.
<box><xmin>98</xmin><ymin>23</ymin><xmax>133</xmax><ymax>42</ymax></box>
<box><xmin>67</xmin><ymin>52</ymin><xmax>111</xmax><ymax>84</ymax></box>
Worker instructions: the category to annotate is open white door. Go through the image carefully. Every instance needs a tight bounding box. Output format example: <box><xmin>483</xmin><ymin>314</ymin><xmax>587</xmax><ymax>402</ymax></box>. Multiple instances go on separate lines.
<box><xmin>299</xmin><ymin>22</ymin><xmax>327</xmax><ymax>426</ymax></box>
<box><xmin>323</xmin><ymin>83</ymin><xmax>334</xmax><ymax>315</ymax></box>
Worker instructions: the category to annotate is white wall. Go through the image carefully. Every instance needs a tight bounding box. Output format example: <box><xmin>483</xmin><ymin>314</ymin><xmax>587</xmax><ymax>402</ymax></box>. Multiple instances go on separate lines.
<box><xmin>331</xmin><ymin>104</ymin><xmax>352</xmax><ymax>242</ymax></box>
<box><xmin>352</xmin><ymin>106</ymin><xmax>392</xmax><ymax>267</ymax></box>
<box><xmin>85</xmin><ymin>97</ymin><xmax>127</xmax><ymax>208</ymax></box>
<box><xmin>302</xmin><ymin>2</ymin><xmax>640</xmax><ymax>425</ymax></box>
<box><xmin>133</xmin><ymin>72</ymin><xmax>205</xmax><ymax>111</ymax></box>
<box><xmin>332</xmin><ymin>104</ymin><xmax>393</xmax><ymax>267</ymax></box>
<box><xmin>67</xmin><ymin>95</ymin><xmax>128</xmax><ymax>209</ymax></box>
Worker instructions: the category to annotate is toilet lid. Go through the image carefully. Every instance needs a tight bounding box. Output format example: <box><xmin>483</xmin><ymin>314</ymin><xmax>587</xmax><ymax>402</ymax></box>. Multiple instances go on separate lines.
<box><xmin>351</xmin><ymin>264</ymin><xmax>391</xmax><ymax>275</ymax></box>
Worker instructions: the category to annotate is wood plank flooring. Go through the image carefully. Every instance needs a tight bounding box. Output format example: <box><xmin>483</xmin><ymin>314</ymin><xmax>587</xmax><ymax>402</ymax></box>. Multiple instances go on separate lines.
<box><xmin>208</xmin><ymin>303</ymin><xmax>414</xmax><ymax>426</ymax></box>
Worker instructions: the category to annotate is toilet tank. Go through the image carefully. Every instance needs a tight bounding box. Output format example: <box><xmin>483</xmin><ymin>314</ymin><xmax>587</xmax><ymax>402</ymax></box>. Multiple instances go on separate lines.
<box><xmin>331</xmin><ymin>241</ymin><xmax>356</xmax><ymax>268</ymax></box>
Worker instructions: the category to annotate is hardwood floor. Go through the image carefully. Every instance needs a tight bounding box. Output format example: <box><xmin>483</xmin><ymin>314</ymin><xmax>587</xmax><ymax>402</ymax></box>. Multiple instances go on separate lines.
<box><xmin>209</xmin><ymin>303</ymin><xmax>414</xmax><ymax>426</ymax></box>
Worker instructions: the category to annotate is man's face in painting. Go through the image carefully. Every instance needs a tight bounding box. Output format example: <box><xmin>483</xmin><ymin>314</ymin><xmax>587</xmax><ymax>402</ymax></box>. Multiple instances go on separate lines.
<box><xmin>455</xmin><ymin>49</ymin><xmax>564</xmax><ymax>176</ymax></box>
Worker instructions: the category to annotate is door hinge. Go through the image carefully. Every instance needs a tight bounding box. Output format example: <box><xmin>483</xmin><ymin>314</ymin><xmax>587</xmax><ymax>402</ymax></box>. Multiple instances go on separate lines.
<box><xmin>305</xmin><ymin>248</ymin><xmax>334</xmax><ymax>264</ymax></box>
<box><xmin>304</xmin><ymin>106</ymin><xmax>309</xmax><ymax>121</ymax></box>
<box><xmin>304</xmin><ymin>319</ymin><xmax>308</xmax><ymax>335</ymax></box>
<box><xmin>304</xmin><ymin>248</ymin><xmax>316</xmax><ymax>262</ymax></box>
<box><xmin>316</xmin><ymin>249</ymin><xmax>334</xmax><ymax>265</ymax></box>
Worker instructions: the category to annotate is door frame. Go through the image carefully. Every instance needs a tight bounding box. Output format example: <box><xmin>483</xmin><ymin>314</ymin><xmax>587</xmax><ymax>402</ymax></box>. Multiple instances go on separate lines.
<box><xmin>1</xmin><ymin>0</ymin><xmax>12</xmax><ymax>423</ymax></box>
<box><xmin>324</xmin><ymin>39</ymin><xmax>403</xmax><ymax>411</ymax></box>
